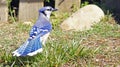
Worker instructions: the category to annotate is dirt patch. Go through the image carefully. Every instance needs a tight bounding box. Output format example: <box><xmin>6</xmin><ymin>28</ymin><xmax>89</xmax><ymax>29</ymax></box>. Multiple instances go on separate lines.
<box><xmin>61</xmin><ymin>37</ymin><xmax>120</xmax><ymax>66</ymax></box>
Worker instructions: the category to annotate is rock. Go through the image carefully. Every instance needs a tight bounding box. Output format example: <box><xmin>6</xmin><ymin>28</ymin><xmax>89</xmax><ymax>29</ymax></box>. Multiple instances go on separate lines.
<box><xmin>60</xmin><ymin>4</ymin><xmax>105</xmax><ymax>31</ymax></box>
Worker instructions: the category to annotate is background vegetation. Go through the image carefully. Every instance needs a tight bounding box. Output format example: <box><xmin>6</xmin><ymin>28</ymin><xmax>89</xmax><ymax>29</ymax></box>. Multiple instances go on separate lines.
<box><xmin>0</xmin><ymin>0</ymin><xmax>120</xmax><ymax>67</ymax></box>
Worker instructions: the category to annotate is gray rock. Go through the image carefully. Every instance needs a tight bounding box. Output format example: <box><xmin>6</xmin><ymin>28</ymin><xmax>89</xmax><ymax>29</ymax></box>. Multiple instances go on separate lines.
<box><xmin>60</xmin><ymin>4</ymin><xmax>105</xmax><ymax>31</ymax></box>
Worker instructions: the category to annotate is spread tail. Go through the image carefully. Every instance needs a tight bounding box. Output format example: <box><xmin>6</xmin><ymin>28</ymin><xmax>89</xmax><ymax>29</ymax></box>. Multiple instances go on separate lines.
<box><xmin>12</xmin><ymin>36</ymin><xmax>43</xmax><ymax>57</ymax></box>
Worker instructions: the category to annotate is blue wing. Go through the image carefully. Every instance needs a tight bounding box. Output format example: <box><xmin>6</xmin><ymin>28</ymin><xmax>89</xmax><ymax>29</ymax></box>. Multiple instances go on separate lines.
<box><xmin>28</xmin><ymin>26</ymin><xmax>51</xmax><ymax>41</ymax></box>
<box><xmin>12</xmin><ymin>25</ymin><xmax>51</xmax><ymax>56</ymax></box>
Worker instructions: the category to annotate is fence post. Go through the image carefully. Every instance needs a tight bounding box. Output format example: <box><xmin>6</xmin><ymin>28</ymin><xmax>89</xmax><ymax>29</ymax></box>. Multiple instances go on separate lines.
<box><xmin>0</xmin><ymin>0</ymin><xmax>8</xmax><ymax>22</ymax></box>
<box><xmin>19</xmin><ymin>0</ymin><xmax>44</xmax><ymax>22</ymax></box>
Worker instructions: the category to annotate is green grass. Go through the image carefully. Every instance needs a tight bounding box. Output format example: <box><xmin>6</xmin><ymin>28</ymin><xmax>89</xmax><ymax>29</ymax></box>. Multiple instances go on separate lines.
<box><xmin>0</xmin><ymin>13</ymin><xmax>120</xmax><ymax>67</ymax></box>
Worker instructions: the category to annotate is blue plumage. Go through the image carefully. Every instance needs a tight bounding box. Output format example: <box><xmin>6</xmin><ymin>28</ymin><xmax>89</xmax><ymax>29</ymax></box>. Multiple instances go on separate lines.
<box><xmin>12</xmin><ymin>6</ymin><xmax>57</xmax><ymax>56</ymax></box>
<box><xmin>13</xmin><ymin>35</ymin><xmax>42</xmax><ymax>56</ymax></box>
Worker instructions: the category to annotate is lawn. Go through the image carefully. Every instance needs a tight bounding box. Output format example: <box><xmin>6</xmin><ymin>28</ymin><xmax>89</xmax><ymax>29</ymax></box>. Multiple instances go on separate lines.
<box><xmin>0</xmin><ymin>13</ymin><xmax>120</xmax><ymax>67</ymax></box>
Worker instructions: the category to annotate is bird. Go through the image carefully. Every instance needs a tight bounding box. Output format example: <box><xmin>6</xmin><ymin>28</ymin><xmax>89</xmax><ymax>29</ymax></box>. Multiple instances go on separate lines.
<box><xmin>12</xmin><ymin>6</ymin><xmax>58</xmax><ymax>57</ymax></box>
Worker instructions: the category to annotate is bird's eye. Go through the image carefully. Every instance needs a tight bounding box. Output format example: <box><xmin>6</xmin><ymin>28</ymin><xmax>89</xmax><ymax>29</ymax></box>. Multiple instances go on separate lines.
<box><xmin>46</xmin><ymin>9</ymin><xmax>52</xmax><ymax>11</ymax></box>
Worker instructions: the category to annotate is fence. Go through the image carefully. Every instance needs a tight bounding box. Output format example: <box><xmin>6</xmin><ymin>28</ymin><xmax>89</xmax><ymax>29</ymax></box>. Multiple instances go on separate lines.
<box><xmin>0</xmin><ymin>0</ymin><xmax>81</xmax><ymax>22</ymax></box>
<box><xmin>0</xmin><ymin>0</ymin><xmax>8</xmax><ymax>22</ymax></box>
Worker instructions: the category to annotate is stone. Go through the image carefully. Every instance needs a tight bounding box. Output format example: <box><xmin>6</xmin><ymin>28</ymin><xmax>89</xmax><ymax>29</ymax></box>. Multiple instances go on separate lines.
<box><xmin>60</xmin><ymin>4</ymin><xmax>105</xmax><ymax>31</ymax></box>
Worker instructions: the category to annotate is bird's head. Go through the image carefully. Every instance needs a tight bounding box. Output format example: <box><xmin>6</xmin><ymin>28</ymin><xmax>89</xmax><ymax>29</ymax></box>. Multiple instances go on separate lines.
<box><xmin>39</xmin><ymin>6</ymin><xmax>58</xmax><ymax>19</ymax></box>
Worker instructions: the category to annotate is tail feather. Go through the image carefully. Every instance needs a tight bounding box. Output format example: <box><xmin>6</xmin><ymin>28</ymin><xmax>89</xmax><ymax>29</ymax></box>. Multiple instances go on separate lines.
<box><xmin>12</xmin><ymin>36</ymin><xmax>43</xmax><ymax>56</ymax></box>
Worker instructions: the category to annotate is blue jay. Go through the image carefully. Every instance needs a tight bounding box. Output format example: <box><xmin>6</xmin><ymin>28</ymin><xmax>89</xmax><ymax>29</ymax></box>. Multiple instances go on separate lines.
<box><xmin>12</xmin><ymin>6</ymin><xmax>57</xmax><ymax>56</ymax></box>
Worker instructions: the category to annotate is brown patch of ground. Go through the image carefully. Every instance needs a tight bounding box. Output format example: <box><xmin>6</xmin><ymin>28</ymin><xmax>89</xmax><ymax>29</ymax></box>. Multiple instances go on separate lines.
<box><xmin>61</xmin><ymin>37</ymin><xmax>120</xmax><ymax>67</ymax></box>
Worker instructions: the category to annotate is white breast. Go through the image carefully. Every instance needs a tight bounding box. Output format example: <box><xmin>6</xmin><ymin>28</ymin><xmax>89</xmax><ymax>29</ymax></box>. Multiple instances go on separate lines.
<box><xmin>40</xmin><ymin>33</ymin><xmax>50</xmax><ymax>45</ymax></box>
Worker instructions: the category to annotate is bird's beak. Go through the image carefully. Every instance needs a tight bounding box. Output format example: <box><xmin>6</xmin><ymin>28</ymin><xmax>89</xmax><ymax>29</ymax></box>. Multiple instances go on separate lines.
<box><xmin>52</xmin><ymin>8</ymin><xmax>58</xmax><ymax>11</ymax></box>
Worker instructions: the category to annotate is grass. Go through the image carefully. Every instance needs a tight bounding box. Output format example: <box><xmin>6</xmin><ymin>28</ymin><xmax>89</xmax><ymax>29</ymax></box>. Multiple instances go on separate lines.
<box><xmin>0</xmin><ymin>12</ymin><xmax>120</xmax><ymax>67</ymax></box>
